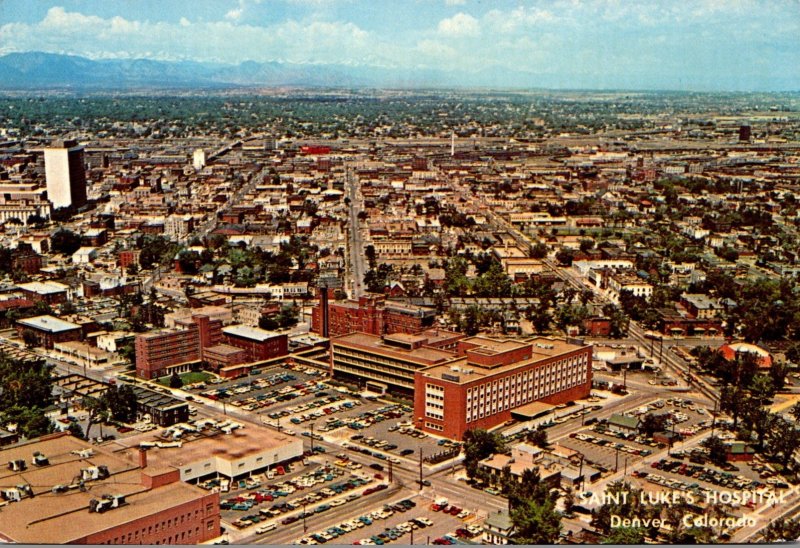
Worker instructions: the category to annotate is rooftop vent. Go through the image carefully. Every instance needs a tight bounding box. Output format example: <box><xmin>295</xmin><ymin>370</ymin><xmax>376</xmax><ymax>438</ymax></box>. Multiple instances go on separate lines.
<box><xmin>89</xmin><ymin>494</ymin><xmax>126</xmax><ymax>513</ymax></box>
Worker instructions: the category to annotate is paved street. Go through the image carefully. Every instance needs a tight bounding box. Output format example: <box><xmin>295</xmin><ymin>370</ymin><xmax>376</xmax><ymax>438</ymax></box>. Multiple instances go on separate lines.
<box><xmin>346</xmin><ymin>166</ymin><xmax>366</xmax><ymax>299</ymax></box>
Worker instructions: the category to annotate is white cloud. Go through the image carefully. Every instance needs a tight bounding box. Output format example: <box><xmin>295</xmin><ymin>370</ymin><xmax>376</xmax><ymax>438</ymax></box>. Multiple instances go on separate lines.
<box><xmin>416</xmin><ymin>39</ymin><xmax>456</xmax><ymax>59</ymax></box>
<box><xmin>225</xmin><ymin>8</ymin><xmax>243</xmax><ymax>21</ymax></box>
<box><xmin>437</xmin><ymin>12</ymin><xmax>479</xmax><ymax>37</ymax></box>
<box><xmin>445</xmin><ymin>0</ymin><xmax>466</xmax><ymax>5</ymax></box>
<box><xmin>0</xmin><ymin>6</ymin><xmax>377</xmax><ymax>66</ymax></box>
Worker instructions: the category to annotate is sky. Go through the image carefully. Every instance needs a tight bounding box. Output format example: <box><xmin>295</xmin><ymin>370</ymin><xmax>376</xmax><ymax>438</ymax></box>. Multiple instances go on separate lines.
<box><xmin>0</xmin><ymin>0</ymin><xmax>798</xmax><ymax>90</ymax></box>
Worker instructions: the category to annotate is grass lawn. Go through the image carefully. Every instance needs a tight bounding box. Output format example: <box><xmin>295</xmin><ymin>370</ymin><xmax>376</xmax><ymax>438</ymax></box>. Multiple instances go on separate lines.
<box><xmin>156</xmin><ymin>371</ymin><xmax>213</xmax><ymax>386</ymax></box>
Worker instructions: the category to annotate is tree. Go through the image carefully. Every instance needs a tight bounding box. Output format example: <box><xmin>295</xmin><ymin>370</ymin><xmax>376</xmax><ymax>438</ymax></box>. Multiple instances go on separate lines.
<box><xmin>592</xmin><ymin>481</ymin><xmax>654</xmax><ymax>536</ymax></box>
<box><xmin>51</xmin><ymin>229</ymin><xmax>82</xmax><ymax>256</ymax></box>
<box><xmin>105</xmin><ymin>385</ymin><xmax>138</xmax><ymax>423</ymax></box>
<box><xmin>82</xmin><ymin>396</ymin><xmax>108</xmax><ymax>441</ymax></box>
<box><xmin>530</xmin><ymin>242</ymin><xmax>548</xmax><ymax>259</ymax></box>
<box><xmin>66</xmin><ymin>421</ymin><xmax>85</xmax><ymax>439</ymax></box>
<box><xmin>463</xmin><ymin>428</ymin><xmax>505</xmax><ymax>480</ymax></box>
<box><xmin>702</xmin><ymin>435</ymin><xmax>728</xmax><ymax>467</ymax></box>
<box><xmin>21</xmin><ymin>328</ymin><xmax>38</xmax><ymax>349</ymax></box>
<box><xmin>365</xmin><ymin>245</ymin><xmax>377</xmax><ymax>269</ymax></box>
<box><xmin>766</xmin><ymin>416</ymin><xmax>800</xmax><ymax>467</ymax></box>
<box><xmin>1</xmin><ymin>406</ymin><xmax>54</xmax><ymax>439</ymax></box>
<box><xmin>555</xmin><ymin>248</ymin><xmax>575</xmax><ymax>266</ymax></box>
<box><xmin>461</xmin><ymin>305</ymin><xmax>483</xmax><ymax>336</ymax></box>
<box><xmin>169</xmin><ymin>372</ymin><xmax>183</xmax><ymax>389</ymax></box>
<box><xmin>528</xmin><ymin>304</ymin><xmax>552</xmax><ymax>334</ymax></box>
<box><xmin>510</xmin><ymin>497</ymin><xmax>561</xmax><ymax>544</ymax></box>
<box><xmin>639</xmin><ymin>413</ymin><xmax>669</xmax><ymax>438</ymax></box>
<box><xmin>526</xmin><ymin>426</ymin><xmax>548</xmax><ymax>448</ymax></box>
<box><xmin>277</xmin><ymin>304</ymin><xmax>300</xmax><ymax>329</ymax></box>
<box><xmin>602</xmin><ymin>527</ymin><xmax>645</xmax><ymax>545</ymax></box>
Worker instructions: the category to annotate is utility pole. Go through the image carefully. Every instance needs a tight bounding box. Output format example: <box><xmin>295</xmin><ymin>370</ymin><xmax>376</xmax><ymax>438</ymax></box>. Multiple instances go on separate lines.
<box><xmin>615</xmin><ymin>446</ymin><xmax>620</xmax><ymax>472</ymax></box>
<box><xmin>389</xmin><ymin>459</ymin><xmax>393</xmax><ymax>483</ymax></box>
<box><xmin>419</xmin><ymin>448</ymin><xmax>423</xmax><ymax>486</ymax></box>
<box><xmin>303</xmin><ymin>502</ymin><xmax>307</xmax><ymax>533</ymax></box>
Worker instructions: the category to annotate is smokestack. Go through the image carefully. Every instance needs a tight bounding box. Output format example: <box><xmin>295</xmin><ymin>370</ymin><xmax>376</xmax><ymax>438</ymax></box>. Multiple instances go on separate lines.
<box><xmin>320</xmin><ymin>288</ymin><xmax>329</xmax><ymax>338</ymax></box>
<box><xmin>139</xmin><ymin>448</ymin><xmax>147</xmax><ymax>469</ymax></box>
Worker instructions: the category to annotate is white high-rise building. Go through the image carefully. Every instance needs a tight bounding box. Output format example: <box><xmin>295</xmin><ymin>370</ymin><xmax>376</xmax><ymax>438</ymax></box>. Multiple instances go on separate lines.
<box><xmin>193</xmin><ymin>149</ymin><xmax>206</xmax><ymax>170</ymax></box>
<box><xmin>43</xmin><ymin>139</ymin><xmax>87</xmax><ymax>209</ymax></box>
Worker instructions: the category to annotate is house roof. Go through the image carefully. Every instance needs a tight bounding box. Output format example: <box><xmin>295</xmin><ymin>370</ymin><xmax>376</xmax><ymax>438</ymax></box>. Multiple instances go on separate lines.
<box><xmin>608</xmin><ymin>413</ymin><xmax>640</xmax><ymax>429</ymax></box>
<box><xmin>485</xmin><ymin>509</ymin><xmax>514</xmax><ymax>532</ymax></box>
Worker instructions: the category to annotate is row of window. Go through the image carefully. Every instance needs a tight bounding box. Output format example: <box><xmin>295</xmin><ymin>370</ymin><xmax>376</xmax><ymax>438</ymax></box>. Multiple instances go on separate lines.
<box><xmin>464</xmin><ymin>355</ymin><xmax>588</xmax><ymax>423</ymax></box>
<box><xmin>99</xmin><ymin>518</ymin><xmax>215</xmax><ymax>545</ymax></box>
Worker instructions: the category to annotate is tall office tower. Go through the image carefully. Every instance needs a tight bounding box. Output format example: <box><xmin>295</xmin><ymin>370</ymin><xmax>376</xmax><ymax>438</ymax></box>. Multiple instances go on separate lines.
<box><xmin>43</xmin><ymin>139</ymin><xmax>87</xmax><ymax>209</ymax></box>
<box><xmin>193</xmin><ymin>148</ymin><xmax>206</xmax><ymax>170</ymax></box>
<box><xmin>739</xmin><ymin>124</ymin><xmax>752</xmax><ymax>142</ymax></box>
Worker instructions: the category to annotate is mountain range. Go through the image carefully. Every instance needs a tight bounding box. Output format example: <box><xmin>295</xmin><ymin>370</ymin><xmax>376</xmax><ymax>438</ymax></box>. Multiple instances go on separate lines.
<box><xmin>0</xmin><ymin>51</ymin><xmax>552</xmax><ymax>90</ymax></box>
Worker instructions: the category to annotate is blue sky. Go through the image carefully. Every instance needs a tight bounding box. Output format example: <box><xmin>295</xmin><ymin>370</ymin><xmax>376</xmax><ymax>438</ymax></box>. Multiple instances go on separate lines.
<box><xmin>1</xmin><ymin>0</ymin><xmax>798</xmax><ymax>90</ymax></box>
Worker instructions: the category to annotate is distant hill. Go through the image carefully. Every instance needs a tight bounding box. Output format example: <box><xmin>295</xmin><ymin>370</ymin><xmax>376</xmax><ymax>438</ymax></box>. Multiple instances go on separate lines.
<box><xmin>0</xmin><ymin>51</ymin><xmax>558</xmax><ymax>90</ymax></box>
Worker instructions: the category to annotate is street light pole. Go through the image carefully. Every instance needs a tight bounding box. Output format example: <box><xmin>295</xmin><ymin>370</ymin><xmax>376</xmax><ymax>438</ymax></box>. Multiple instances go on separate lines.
<box><xmin>419</xmin><ymin>448</ymin><xmax>423</xmax><ymax>486</ymax></box>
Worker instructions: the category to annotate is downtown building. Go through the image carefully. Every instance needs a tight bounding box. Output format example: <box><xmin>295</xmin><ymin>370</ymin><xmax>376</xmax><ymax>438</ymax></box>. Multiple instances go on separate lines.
<box><xmin>43</xmin><ymin>139</ymin><xmax>88</xmax><ymax>209</ymax></box>
<box><xmin>311</xmin><ymin>294</ymin><xmax>436</xmax><ymax>338</ymax></box>
<box><xmin>330</xmin><ymin>331</ymin><xmax>592</xmax><ymax>440</ymax></box>
<box><xmin>0</xmin><ymin>432</ymin><xmax>220</xmax><ymax>545</ymax></box>
<box><xmin>413</xmin><ymin>336</ymin><xmax>592</xmax><ymax>439</ymax></box>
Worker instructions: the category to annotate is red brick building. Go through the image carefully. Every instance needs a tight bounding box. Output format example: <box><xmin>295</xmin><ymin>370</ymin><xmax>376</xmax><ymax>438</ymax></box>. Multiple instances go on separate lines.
<box><xmin>311</xmin><ymin>294</ymin><xmax>436</xmax><ymax>338</ymax></box>
<box><xmin>11</xmin><ymin>243</ymin><xmax>42</xmax><ymax>275</ymax></box>
<box><xmin>16</xmin><ymin>315</ymin><xmax>82</xmax><ymax>349</ymax></box>
<box><xmin>203</xmin><ymin>344</ymin><xmax>249</xmax><ymax>371</ymax></box>
<box><xmin>0</xmin><ymin>432</ymin><xmax>220</xmax><ymax>545</ymax></box>
<box><xmin>135</xmin><ymin>326</ymin><xmax>201</xmax><ymax>380</ymax></box>
<box><xmin>414</xmin><ymin>337</ymin><xmax>593</xmax><ymax>440</ymax></box>
<box><xmin>583</xmin><ymin>316</ymin><xmax>612</xmax><ymax>337</ymax></box>
<box><xmin>118</xmin><ymin>250</ymin><xmax>140</xmax><ymax>271</ymax></box>
<box><xmin>221</xmin><ymin>325</ymin><xmax>288</xmax><ymax>362</ymax></box>
<box><xmin>18</xmin><ymin>281</ymin><xmax>69</xmax><ymax>305</ymax></box>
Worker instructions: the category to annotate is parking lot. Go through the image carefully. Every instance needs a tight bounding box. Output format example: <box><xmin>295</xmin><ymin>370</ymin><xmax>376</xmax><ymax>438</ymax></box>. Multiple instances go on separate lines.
<box><xmin>558</xmin><ymin>396</ymin><xmax>713</xmax><ymax>473</ymax></box>
<box><xmin>291</xmin><ymin>494</ymin><xmax>483</xmax><ymax>545</ymax></box>
<box><xmin>328</xmin><ymin>407</ymin><xmax>459</xmax><ymax>467</ymax></box>
<box><xmin>215</xmin><ymin>455</ymin><xmax>393</xmax><ymax>533</ymax></box>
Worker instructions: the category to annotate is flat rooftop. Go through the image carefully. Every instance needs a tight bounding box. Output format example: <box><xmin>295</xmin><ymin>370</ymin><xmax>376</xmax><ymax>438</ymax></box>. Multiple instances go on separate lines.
<box><xmin>18</xmin><ymin>281</ymin><xmax>68</xmax><ymax>294</ymax></box>
<box><xmin>420</xmin><ymin>337</ymin><xmax>590</xmax><ymax>384</ymax></box>
<box><xmin>333</xmin><ymin>332</ymin><xmax>459</xmax><ymax>365</ymax></box>
<box><xmin>17</xmin><ymin>315</ymin><xmax>81</xmax><ymax>333</ymax></box>
<box><xmin>0</xmin><ymin>433</ymin><xmax>209</xmax><ymax>544</ymax></box>
<box><xmin>110</xmin><ymin>423</ymin><xmax>300</xmax><ymax>475</ymax></box>
<box><xmin>222</xmin><ymin>324</ymin><xmax>282</xmax><ymax>342</ymax></box>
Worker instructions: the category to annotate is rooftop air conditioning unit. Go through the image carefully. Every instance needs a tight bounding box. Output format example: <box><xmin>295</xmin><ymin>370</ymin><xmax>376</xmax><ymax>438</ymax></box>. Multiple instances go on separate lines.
<box><xmin>2</xmin><ymin>488</ymin><xmax>21</xmax><ymax>502</ymax></box>
<box><xmin>72</xmin><ymin>449</ymin><xmax>94</xmax><ymax>458</ymax></box>
<box><xmin>8</xmin><ymin>459</ymin><xmax>26</xmax><ymax>472</ymax></box>
<box><xmin>32</xmin><ymin>452</ymin><xmax>49</xmax><ymax>466</ymax></box>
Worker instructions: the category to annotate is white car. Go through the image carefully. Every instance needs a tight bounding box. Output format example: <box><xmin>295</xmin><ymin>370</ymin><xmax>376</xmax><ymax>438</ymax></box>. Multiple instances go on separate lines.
<box><xmin>255</xmin><ymin>523</ymin><xmax>276</xmax><ymax>534</ymax></box>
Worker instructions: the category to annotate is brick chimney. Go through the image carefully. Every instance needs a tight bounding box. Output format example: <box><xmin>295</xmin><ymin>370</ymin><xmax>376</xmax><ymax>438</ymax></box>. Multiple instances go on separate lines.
<box><xmin>139</xmin><ymin>448</ymin><xmax>147</xmax><ymax>469</ymax></box>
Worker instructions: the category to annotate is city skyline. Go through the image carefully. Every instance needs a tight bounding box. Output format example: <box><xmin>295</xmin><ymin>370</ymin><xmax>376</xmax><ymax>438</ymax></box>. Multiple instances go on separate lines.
<box><xmin>0</xmin><ymin>0</ymin><xmax>798</xmax><ymax>91</ymax></box>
